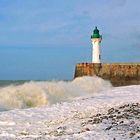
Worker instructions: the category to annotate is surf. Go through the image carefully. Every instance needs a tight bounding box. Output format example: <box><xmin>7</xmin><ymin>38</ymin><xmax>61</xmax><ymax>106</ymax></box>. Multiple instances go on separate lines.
<box><xmin>0</xmin><ymin>76</ymin><xmax>112</xmax><ymax>111</ymax></box>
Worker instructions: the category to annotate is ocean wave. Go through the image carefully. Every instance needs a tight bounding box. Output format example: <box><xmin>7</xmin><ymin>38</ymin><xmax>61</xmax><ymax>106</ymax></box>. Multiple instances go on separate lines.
<box><xmin>0</xmin><ymin>76</ymin><xmax>112</xmax><ymax>111</ymax></box>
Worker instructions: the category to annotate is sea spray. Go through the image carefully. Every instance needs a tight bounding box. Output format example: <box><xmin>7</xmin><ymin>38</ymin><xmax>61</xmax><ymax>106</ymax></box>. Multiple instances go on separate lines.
<box><xmin>0</xmin><ymin>76</ymin><xmax>112</xmax><ymax>111</ymax></box>
<box><xmin>0</xmin><ymin>83</ymin><xmax>48</xmax><ymax>110</ymax></box>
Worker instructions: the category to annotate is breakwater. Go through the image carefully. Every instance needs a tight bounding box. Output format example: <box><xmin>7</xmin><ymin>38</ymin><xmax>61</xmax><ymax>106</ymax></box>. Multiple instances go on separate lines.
<box><xmin>74</xmin><ymin>63</ymin><xmax>140</xmax><ymax>86</ymax></box>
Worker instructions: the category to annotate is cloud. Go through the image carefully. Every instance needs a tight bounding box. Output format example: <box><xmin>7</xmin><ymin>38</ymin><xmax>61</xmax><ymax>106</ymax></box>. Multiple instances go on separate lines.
<box><xmin>0</xmin><ymin>0</ymin><xmax>139</xmax><ymax>48</ymax></box>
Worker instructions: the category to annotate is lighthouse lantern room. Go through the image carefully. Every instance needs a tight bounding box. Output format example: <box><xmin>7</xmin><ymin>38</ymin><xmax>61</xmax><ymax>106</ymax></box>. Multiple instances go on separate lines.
<box><xmin>91</xmin><ymin>27</ymin><xmax>102</xmax><ymax>63</ymax></box>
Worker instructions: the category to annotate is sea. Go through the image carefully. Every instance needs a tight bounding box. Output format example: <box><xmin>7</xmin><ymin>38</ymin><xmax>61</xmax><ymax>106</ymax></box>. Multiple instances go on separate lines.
<box><xmin>0</xmin><ymin>76</ymin><xmax>112</xmax><ymax>112</ymax></box>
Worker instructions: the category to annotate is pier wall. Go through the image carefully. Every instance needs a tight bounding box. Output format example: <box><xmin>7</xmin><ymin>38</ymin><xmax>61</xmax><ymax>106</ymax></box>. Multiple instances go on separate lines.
<box><xmin>74</xmin><ymin>63</ymin><xmax>140</xmax><ymax>86</ymax></box>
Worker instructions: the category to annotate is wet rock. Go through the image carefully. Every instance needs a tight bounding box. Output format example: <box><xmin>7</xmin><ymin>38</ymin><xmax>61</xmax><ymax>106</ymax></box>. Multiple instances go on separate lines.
<box><xmin>117</xmin><ymin>111</ymin><xmax>121</xmax><ymax>114</ymax></box>
<box><xmin>20</xmin><ymin>131</ymin><xmax>30</xmax><ymax>136</ymax></box>
<box><xmin>108</xmin><ymin>108</ymin><xmax>115</xmax><ymax>114</ymax></box>
<box><xmin>108</xmin><ymin>115</ymin><xmax>116</xmax><ymax>119</ymax></box>
<box><xmin>88</xmin><ymin>119</ymin><xmax>93</xmax><ymax>123</ymax></box>
<box><xmin>85</xmin><ymin>128</ymin><xmax>90</xmax><ymax>131</ymax></box>
<box><xmin>122</xmin><ymin>113</ymin><xmax>129</xmax><ymax>119</ymax></box>
<box><xmin>116</xmin><ymin>115</ymin><xmax>123</xmax><ymax>119</ymax></box>
<box><xmin>129</xmin><ymin>132</ymin><xmax>135</xmax><ymax>138</ymax></box>
<box><xmin>101</xmin><ymin>115</ymin><xmax>108</xmax><ymax>120</ymax></box>
<box><xmin>133</xmin><ymin>111</ymin><xmax>139</xmax><ymax>115</ymax></box>
<box><xmin>124</xmin><ymin>109</ymin><xmax>131</xmax><ymax>112</ymax></box>
<box><xmin>119</xmin><ymin>121</ymin><xmax>124</xmax><ymax>124</ymax></box>
<box><xmin>93</xmin><ymin>118</ymin><xmax>102</xmax><ymax>124</ymax></box>
<box><xmin>81</xmin><ymin>122</ymin><xmax>87</xmax><ymax>126</ymax></box>
<box><xmin>112</xmin><ymin>121</ymin><xmax>118</xmax><ymax>125</ymax></box>
<box><xmin>130</xmin><ymin>121</ymin><xmax>135</xmax><ymax>125</ymax></box>
<box><xmin>132</xmin><ymin>103</ymin><xmax>140</xmax><ymax>107</ymax></box>
<box><xmin>136</xmin><ymin>128</ymin><xmax>140</xmax><ymax>133</ymax></box>
<box><xmin>119</xmin><ymin>104</ymin><xmax>129</xmax><ymax>109</ymax></box>
<box><xmin>95</xmin><ymin>113</ymin><xmax>101</xmax><ymax>117</ymax></box>
<box><xmin>105</xmin><ymin>126</ymin><xmax>112</xmax><ymax>130</ymax></box>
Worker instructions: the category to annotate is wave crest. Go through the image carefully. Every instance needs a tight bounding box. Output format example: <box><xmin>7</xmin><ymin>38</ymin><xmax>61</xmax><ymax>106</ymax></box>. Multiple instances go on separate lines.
<box><xmin>0</xmin><ymin>76</ymin><xmax>112</xmax><ymax>111</ymax></box>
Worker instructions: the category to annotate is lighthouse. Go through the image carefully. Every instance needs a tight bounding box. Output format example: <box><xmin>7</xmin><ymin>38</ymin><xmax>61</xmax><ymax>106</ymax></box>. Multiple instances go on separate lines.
<box><xmin>91</xmin><ymin>27</ymin><xmax>102</xmax><ymax>63</ymax></box>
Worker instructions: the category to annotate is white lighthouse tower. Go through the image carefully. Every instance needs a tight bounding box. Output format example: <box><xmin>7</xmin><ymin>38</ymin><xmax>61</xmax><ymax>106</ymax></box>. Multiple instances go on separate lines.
<box><xmin>91</xmin><ymin>27</ymin><xmax>102</xmax><ymax>63</ymax></box>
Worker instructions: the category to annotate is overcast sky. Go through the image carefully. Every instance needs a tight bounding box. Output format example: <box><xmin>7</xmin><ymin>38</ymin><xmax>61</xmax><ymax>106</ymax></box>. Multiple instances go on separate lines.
<box><xmin>0</xmin><ymin>0</ymin><xmax>140</xmax><ymax>80</ymax></box>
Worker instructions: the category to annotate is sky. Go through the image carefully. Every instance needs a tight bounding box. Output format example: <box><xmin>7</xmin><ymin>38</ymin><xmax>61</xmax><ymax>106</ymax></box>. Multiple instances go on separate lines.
<box><xmin>0</xmin><ymin>0</ymin><xmax>140</xmax><ymax>80</ymax></box>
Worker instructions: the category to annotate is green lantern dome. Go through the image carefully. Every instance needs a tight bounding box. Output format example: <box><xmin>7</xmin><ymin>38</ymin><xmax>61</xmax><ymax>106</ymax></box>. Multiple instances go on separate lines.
<box><xmin>91</xmin><ymin>26</ymin><xmax>102</xmax><ymax>39</ymax></box>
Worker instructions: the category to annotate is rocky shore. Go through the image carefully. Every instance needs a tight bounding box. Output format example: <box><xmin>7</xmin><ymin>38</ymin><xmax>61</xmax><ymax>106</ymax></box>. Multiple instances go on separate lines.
<box><xmin>81</xmin><ymin>103</ymin><xmax>140</xmax><ymax>140</ymax></box>
<box><xmin>47</xmin><ymin>103</ymin><xmax>140</xmax><ymax>140</ymax></box>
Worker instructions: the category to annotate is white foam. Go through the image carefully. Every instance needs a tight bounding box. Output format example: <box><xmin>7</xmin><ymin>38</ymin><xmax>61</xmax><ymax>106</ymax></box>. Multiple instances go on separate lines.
<box><xmin>0</xmin><ymin>76</ymin><xmax>112</xmax><ymax>110</ymax></box>
<box><xmin>0</xmin><ymin>84</ymin><xmax>139</xmax><ymax>140</ymax></box>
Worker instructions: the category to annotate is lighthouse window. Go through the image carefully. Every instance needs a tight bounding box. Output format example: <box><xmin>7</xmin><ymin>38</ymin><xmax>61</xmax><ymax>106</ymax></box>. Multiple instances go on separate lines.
<box><xmin>99</xmin><ymin>55</ymin><xmax>101</xmax><ymax>59</ymax></box>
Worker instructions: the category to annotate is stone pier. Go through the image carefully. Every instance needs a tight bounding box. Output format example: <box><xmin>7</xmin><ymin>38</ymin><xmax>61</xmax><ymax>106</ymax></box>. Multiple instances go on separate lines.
<box><xmin>74</xmin><ymin>63</ymin><xmax>140</xmax><ymax>86</ymax></box>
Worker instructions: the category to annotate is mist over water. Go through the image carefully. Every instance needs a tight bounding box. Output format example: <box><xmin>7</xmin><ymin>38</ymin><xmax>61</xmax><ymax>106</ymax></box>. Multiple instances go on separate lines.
<box><xmin>0</xmin><ymin>76</ymin><xmax>112</xmax><ymax>111</ymax></box>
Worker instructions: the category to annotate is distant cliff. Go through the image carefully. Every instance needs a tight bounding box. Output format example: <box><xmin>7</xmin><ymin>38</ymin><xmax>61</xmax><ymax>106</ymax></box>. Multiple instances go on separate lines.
<box><xmin>74</xmin><ymin>63</ymin><xmax>140</xmax><ymax>86</ymax></box>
